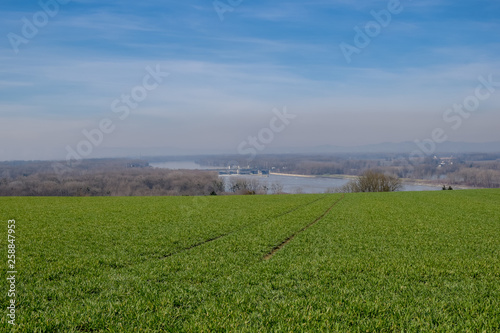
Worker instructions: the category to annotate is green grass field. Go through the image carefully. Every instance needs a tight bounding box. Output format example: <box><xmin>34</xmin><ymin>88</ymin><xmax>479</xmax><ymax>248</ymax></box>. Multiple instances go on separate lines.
<box><xmin>1</xmin><ymin>190</ymin><xmax>499</xmax><ymax>332</ymax></box>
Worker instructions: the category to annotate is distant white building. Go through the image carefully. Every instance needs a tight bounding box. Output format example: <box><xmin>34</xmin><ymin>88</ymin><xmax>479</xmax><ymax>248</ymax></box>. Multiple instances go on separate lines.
<box><xmin>434</xmin><ymin>156</ymin><xmax>455</xmax><ymax>168</ymax></box>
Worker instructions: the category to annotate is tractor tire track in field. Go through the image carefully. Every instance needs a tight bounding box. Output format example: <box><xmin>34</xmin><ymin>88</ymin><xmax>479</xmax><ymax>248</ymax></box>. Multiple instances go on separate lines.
<box><xmin>159</xmin><ymin>233</ymin><xmax>228</xmax><ymax>259</ymax></box>
<box><xmin>160</xmin><ymin>195</ymin><xmax>330</xmax><ymax>260</ymax></box>
<box><xmin>263</xmin><ymin>194</ymin><xmax>345</xmax><ymax>260</ymax></box>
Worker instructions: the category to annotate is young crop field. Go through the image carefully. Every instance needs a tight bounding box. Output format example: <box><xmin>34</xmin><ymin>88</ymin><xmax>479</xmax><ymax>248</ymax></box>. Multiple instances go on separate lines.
<box><xmin>1</xmin><ymin>190</ymin><xmax>499</xmax><ymax>332</ymax></box>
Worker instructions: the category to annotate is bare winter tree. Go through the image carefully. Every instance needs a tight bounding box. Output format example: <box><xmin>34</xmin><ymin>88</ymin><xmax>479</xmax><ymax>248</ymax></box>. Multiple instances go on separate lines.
<box><xmin>270</xmin><ymin>182</ymin><xmax>284</xmax><ymax>194</ymax></box>
<box><xmin>227</xmin><ymin>177</ymin><xmax>263</xmax><ymax>195</ymax></box>
<box><xmin>340</xmin><ymin>170</ymin><xmax>402</xmax><ymax>193</ymax></box>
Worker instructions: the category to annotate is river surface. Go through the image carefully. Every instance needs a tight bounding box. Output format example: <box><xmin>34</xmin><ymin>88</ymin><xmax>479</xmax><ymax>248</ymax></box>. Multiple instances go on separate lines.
<box><xmin>150</xmin><ymin>161</ymin><xmax>441</xmax><ymax>193</ymax></box>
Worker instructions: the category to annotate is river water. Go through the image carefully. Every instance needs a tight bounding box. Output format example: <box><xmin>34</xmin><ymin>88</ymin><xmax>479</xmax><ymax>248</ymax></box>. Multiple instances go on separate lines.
<box><xmin>150</xmin><ymin>161</ymin><xmax>441</xmax><ymax>193</ymax></box>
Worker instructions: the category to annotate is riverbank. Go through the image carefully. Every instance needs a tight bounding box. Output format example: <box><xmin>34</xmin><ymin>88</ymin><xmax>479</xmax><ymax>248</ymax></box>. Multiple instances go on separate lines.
<box><xmin>400</xmin><ymin>178</ymin><xmax>479</xmax><ymax>190</ymax></box>
<box><xmin>275</xmin><ymin>173</ymin><xmax>478</xmax><ymax>190</ymax></box>
<box><xmin>269</xmin><ymin>172</ymin><xmax>316</xmax><ymax>178</ymax></box>
<box><xmin>270</xmin><ymin>173</ymin><xmax>359</xmax><ymax>180</ymax></box>
<box><xmin>269</xmin><ymin>173</ymin><xmax>478</xmax><ymax>190</ymax></box>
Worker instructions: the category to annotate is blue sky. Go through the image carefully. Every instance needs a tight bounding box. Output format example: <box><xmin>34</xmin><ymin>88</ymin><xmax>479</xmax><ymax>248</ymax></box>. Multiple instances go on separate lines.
<box><xmin>1</xmin><ymin>0</ymin><xmax>499</xmax><ymax>160</ymax></box>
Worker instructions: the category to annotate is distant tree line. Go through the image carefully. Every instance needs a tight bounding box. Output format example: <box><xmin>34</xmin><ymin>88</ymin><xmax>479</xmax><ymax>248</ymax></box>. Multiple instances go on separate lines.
<box><xmin>2</xmin><ymin>152</ymin><xmax>499</xmax><ymax>196</ymax></box>
<box><xmin>0</xmin><ymin>159</ymin><xmax>289</xmax><ymax>196</ymax></box>
<box><xmin>0</xmin><ymin>159</ymin><xmax>224</xmax><ymax>196</ymax></box>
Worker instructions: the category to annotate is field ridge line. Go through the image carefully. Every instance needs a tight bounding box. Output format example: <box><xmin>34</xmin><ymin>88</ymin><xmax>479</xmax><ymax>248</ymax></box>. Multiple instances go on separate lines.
<box><xmin>263</xmin><ymin>194</ymin><xmax>345</xmax><ymax>261</ymax></box>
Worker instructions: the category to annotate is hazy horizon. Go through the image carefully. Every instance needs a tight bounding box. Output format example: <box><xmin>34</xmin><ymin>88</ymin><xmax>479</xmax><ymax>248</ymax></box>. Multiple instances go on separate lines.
<box><xmin>2</xmin><ymin>0</ymin><xmax>499</xmax><ymax>161</ymax></box>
